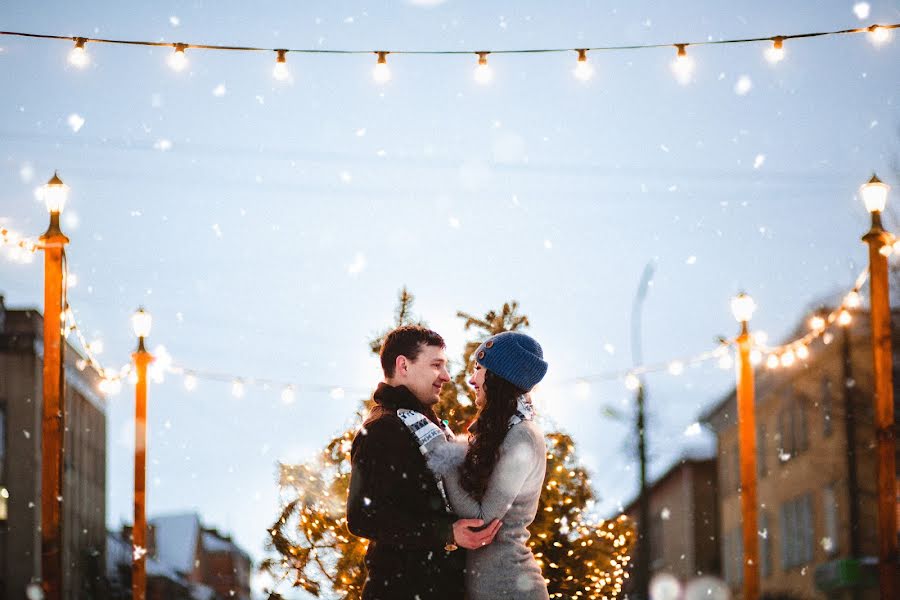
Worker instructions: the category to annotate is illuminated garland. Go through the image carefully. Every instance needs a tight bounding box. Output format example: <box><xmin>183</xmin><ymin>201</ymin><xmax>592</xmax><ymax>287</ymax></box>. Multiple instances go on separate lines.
<box><xmin>0</xmin><ymin>22</ymin><xmax>896</xmax><ymax>84</ymax></box>
<box><xmin>0</xmin><ymin>226</ymin><xmax>39</xmax><ymax>263</ymax></box>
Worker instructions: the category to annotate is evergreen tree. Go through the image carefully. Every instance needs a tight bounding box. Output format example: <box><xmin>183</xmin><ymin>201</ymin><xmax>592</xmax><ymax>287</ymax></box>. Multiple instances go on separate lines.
<box><xmin>262</xmin><ymin>289</ymin><xmax>634</xmax><ymax>600</ymax></box>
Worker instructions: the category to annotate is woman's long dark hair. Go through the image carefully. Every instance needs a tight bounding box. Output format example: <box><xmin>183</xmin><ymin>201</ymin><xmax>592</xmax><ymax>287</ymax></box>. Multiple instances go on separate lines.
<box><xmin>459</xmin><ymin>369</ymin><xmax>527</xmax><ymax>501</ymax></box>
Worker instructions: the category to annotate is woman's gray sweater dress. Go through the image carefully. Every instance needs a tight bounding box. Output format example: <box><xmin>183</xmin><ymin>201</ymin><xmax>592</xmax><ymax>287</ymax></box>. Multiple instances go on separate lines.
<box><xmin>427</xmin><ymin>421</ymin><xmax>549</xmax><ymax>600</ymax></box>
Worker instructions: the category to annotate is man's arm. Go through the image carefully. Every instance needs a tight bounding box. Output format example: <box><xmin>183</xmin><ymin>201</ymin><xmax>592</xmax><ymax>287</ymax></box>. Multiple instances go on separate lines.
<box><xmin>346</xmin><ymin>418</ymin><xmax>456</xmax><ymax>548</ymax></box>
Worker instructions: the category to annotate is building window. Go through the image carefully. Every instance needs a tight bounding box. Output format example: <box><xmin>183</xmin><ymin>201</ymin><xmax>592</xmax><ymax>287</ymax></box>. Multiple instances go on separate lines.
<box><xmin>780</xmin><ymin>493</ymin><xmax>813</xmax><ymax>569</ymax></box>
<box><xmin>757</xmin><ymin>423</ymin><xmax>767</xmax><ymax>478</ymax></box>
<box><xmin>723</xmin><ymin>528</ymin><xmax>743</xmax><ymax>587</ymax></box>
<box><xmin>759</xmin><ymin>511</ymin><xmax>772</xmax><ymax>578</ymax></box>
<box><xmin>778</xmin><ymin>396</ymin><xmax>808</xmax><ymax>463</ymax></box>
<box><xmin>822</xmin><ymin>377</ymin><xmax>833</xmax><ymax>437</ymax></box>
<box><xmin>823</xmin><ymin>485</ymin><xmax>839</xmax><ymax>556</ymax></box>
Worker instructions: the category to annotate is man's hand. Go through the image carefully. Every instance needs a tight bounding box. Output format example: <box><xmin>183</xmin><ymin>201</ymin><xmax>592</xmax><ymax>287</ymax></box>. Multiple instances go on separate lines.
<box><xmin>452</xmin><ymin>518</ymin><xmax>502</xmax><ymax>550</ymax></box>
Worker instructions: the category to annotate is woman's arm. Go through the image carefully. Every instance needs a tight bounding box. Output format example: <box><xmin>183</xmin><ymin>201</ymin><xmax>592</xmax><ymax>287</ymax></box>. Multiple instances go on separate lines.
<box><xmin>429</xmin><ymin>425</ymin><xmax>538</xmax><ymax>522</ymax></box>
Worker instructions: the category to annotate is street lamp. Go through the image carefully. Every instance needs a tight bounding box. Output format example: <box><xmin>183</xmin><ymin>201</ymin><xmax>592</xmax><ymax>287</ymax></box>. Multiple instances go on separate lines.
<box><xmin>860</xmin><ymin>173</ymin><xmax>897</xmax><ymax>600</ymax></box>
<box><xmin>731</xmin><ymin>292</ymin><xmax>760</xmax><ymax>600</ymax></box>
<box><xmin>39</xmin><ymin>171</ymin><xmax>70</xmax><ymax>600</ymax></box>
<box><xmin>131</xmin><ymin>307</ymin><xmax>154</xmax><ymax>600</ymax></box>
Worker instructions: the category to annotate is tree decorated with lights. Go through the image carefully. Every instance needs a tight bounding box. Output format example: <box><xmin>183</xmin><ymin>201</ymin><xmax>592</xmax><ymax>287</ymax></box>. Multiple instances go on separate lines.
<box><xmin>262</xmin><ymin>289</ymin><xmax>634</xmax><ymax>600</ymax></box>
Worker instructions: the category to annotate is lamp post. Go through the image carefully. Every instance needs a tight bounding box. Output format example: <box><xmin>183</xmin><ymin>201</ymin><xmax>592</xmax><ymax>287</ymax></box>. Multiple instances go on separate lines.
<box><xmin>39</xmin><ymin>172</ymin><xmax>69</xmax><ymax>600</ymax></box>
<box><xmin>731</xmin><ymin>293</ymin><xmax>759</xmax><ymax>600</ymax></box>
<box><xmin>860</xmin><ymin>174</ymin><xmax>897</xmax><ymax>599</ymax></box>
<box><xmin>131</xmin><ymin>307</ymin><xmax>154</xmax><ymax>600</ymax></box>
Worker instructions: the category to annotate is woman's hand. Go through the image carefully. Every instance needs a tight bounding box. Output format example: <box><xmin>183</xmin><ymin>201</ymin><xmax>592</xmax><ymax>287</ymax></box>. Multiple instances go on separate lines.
<box><xmin>452</xmin><ymin>518</ymin><xmax>502</xmax><ymax>549</ymax></box>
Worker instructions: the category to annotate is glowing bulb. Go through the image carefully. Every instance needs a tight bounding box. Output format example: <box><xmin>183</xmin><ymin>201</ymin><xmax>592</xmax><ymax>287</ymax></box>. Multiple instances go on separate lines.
<box><xmin>68</xmin><ymin>38</ymin><xmax>90</xmax><ymax>69</ymax></box>
<box><xmin>893</xmin><ymin>238</ymin><xmax>900</xmax><ymax>254</ymax></box>
<box><xmin>766</xmin><ymin>354</ymin><xmax>780</xmax><ymax>369</ymax></box>
<box><xmin>838</xmin><ymin>309</ymin><xmax>852</xmax><ymax>326</ymax></box>
<box><xmin>474</xmin><ymin>52</ymin><xmax>493</xmax><ymax>84</ymax></box>
<box><xmin>667</xmin><ymin>361</ymin><xmax>684</xmax><ymax>376</ymax></box>
<box><xmin>809</xmin><ymin>315</ymin><xmax>826</xmax><ymax>331</ymax></box>
<box><xmin>43</xmin><ymin>172</ymin><xmax>70</xmax><ymax>214</ymax></box>
<box><xmin>184</xmin><ymin>373</ymin><xmax>197</xmax><ymax>391</ymax></box>
<box><xmin>868</xmin><ymin>25</ymin><xmax>892</xmax><ymax>45</ymax></box>
<box><xmin>232</xmin><ymin>379</ymin><xmax>245</xmax><ymax>398</ymax></box>
<box><xmin>168</xmin><ymin>44</ymin><xmax>189</xmax><ymax>72</ymax></box>
<box><xmin>372</xmin><ymin>51</ymin><xmax>391</xmax><ymax>84</ymax></box>
<box><xmin>131</xmin><ymin>307</ymin><xmax>152</xmax><ymax>339</ymax></box>
<box><xmin>796</xmin><ymin>344</ymin><xmax>810</xmax><ymax>360</ymax></box>
<box><xmin>573</xmin><ymin>49</ymin><xmax>594</xmax><ymax>81</ymax></box>
<box><xmin>273</xmin><ymin>49</ymin><xmax>290</xmax><ymax>81</ymax></box>
<box><xmin>671</xmin><ymin>44</ymin><xmax>694</xmax><ymax>85</ymax></box>
<box><xmin>880</xmin><ymin>243</ymin><xmax>893</xmax><ymax>256</ymax></box>
<box><xmin>718</xmin><ymin>353</ymin><xmax>734</xmax><ymax>370</ymax></box>
<box><xmin>765</xmin><ymin>37</ymin><xmax>785</xmax><ymax>63</ymax></box>
<box><xmin>281</xmin><ymin>386</ymin><xmax>296</xmax><ymax>404</ymax></box>
<box><xmin>845</xmin><ymin>290</ymin><xmax>862</xmax><ymax>308</ymax></box>
<box><xmin>780</xmin><ymin>350</ymin><xmax>796</xmax><ymax>367</ymax></box>
<box><xmin>861</xmin><ymin>173</ymin><xmax>890</xmax><ymax>213</ymax></box>
<box><xmin>624</xmin><ymin>373</ymin><xmax>640</xmax><ymax>391</ymax></box>
<box><xmin>750</xmin><ymin>349</ymin><xmax>763</xmax><ymax>365</ymax></box>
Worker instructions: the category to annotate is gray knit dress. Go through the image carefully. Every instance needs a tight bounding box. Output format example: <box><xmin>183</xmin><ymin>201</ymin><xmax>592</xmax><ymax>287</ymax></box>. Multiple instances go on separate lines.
<box><xmin>427</xmin><ymin>421</ymin><xmax>549</xmax><ymax>600</ymax></box>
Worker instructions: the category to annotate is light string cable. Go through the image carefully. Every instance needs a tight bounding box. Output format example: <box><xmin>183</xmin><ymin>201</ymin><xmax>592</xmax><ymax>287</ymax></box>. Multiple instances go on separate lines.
<box><xmin>0</xmin><ymin>224</ymin><xmax>40</xmax><ymax>263</ymax></box>
<box><xmin>0</xmin><ymin>22</ymin><xmax>896</xmax><ymax>79</ymax></box>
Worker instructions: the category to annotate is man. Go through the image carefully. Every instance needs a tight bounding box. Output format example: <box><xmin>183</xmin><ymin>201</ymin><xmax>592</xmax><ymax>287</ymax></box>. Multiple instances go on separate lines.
<box><xmin>347</xmin><ymin>325</ymin><xmax>501</xmax><ymax>599</ymax></box>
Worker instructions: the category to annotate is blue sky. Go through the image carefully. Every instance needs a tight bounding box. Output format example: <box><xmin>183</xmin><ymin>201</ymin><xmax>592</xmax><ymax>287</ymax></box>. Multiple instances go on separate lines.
<box><xmin>1</xmin><ymin>0</ymin><xmax>898</xmax><ymax>596</ymax></box>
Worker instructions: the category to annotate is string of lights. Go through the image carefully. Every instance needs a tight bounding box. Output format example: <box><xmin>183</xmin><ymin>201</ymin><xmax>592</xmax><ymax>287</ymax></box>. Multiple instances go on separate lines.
<box><xmin>0</xmin><ymin>226</ymin><xmax>39</xmax><ymax>263</ymax></box>
<box><xmin>0</xmin><ymin>22</ymin><xmax>896</xmax><ymax>84</ymax></box>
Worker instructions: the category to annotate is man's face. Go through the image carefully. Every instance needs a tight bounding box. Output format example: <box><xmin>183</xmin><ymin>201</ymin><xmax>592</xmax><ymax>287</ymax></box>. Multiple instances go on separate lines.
<box><xmin>401</xmin><ymin>344</ymin><xmax>451</xmax><ymax>405</ymax></box>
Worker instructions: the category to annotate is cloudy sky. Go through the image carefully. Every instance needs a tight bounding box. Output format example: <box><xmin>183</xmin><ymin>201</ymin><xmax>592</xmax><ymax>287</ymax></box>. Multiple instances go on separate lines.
<box><xmin>1</xmin><ymin>0</ymin><xmax>898</xmax><ymax>596</ymax></box>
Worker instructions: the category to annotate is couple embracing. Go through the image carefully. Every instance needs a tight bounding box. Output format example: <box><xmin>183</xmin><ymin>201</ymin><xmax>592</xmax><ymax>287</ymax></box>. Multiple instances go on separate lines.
<box><xmin>346</xmin><ymin>325</ymin><xmax>550</xmax><ymax>600</ymax></box>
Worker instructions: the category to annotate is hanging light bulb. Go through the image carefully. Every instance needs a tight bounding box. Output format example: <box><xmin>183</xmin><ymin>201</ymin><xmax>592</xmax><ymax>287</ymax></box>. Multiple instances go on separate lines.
<box><xmin>168</xmin><ymin>43</ymin><xmax>189</xmax><ymax>72</ymax></box>
<box><xmin>184</xmin><ymin>373</ymin><xmax>197</xmax><ymax>391</ymax></box>
<box><xmin>573</xmin><ymin>49</ymin><xmax>594</xmax><ymax>81</ymax></box>
<box><xmin>868</xmin><ymin>24</ymin><xmax>892</xmax><ymax>45</ymax></box>
<box><xmin>281</xmin><ymin>385</ymin><xmax>296</xmax><ymax>404</ymax></box>
<box><xmin>372</xmin><ymin>51</ymin><xmax>391</xmax><ymax>84</ymax></box>
<box><xmin>232</xmin><ymin>379</ymin><xmax>245</xmax><ymax>398</ymax></box>
<box><xmin>809</xmin><ymin>315</ymin><xmax>826</xmax><ymax>332</ymax></box>
<box><xmin>796</xmin><ymin>344</ymin><xmax>810</xmax><ymax>360</ymax></box>
<box><xmin>750</xmin><ymin>349</ymin><xmax>763</xmax><ymax>365</ymax></box>
<box><xmin>624</xmin><ymin>373</ymin><xmax>640</xmax><ymax>391</ymax></box>
<box><xmin>765</xmin><ymin>36</ymin><xmax>785</xmax><ymax>63</ymax></box>
<box><xmin>717</xmin><ymin>352</ymin><xmax>734</xmax><ymax>370</ymax></box>
<box><xmin>780</xmin><ymin>350</ymin><xmax>796</xmax><ymax>367</ymax></box>
<box><xmin>838</xmin><ymin>309</ymin><xmax>853</xmax><ymax>326</ymax></box>
<box><xmin>766</xmin><ymin>354</ymin><xmax>780</xmax><ymax>369</ymax></box>
<box><xmin>667</xmin><ymin>361</ymin><xmax>684</xmax><ymax>376</ymax></box>
<box><xmin>273</xmin><ymin>49</ymin><xmax>290</xmax><ymax>81</ymax></box>
<box><xmin>68</xmin><ymin>38</ymin><xmax>90</xmax><ymax>69</ymax></box>
<box><xmin>671</xmin><ymin>44</ymin><xmax>694</xmax><ymax>85</ymax></box>
<box><xmin>845</xmin><ymin>290</ymin><xmax>862</xmax><ymax>308</ymax></box>
<box><xmin>474</xmin><ymin>52</ymin><xmax>493</xmax><ymax>84</ymax></box>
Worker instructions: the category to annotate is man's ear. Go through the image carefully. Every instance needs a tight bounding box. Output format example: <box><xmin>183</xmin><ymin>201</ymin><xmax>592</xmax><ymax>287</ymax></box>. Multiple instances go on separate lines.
<box><xmin>395</xmin><ymin>355</ymin><xmax>408</xmax><ymax>376</ymax></box>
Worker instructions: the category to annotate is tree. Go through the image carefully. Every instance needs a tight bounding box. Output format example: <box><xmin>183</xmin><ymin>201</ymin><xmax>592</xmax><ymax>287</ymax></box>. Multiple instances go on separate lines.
<box><xmin>262</xmin><ymin>289</ymin><xmax>635</xmax><ymax>600</ymax></box>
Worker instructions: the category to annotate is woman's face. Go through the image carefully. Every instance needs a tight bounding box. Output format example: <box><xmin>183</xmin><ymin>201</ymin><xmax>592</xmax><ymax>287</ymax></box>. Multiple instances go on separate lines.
<box><xmin>468</xmin><ymin>362</ymin><xmax>488</xmax><ymax>408</ymax></box>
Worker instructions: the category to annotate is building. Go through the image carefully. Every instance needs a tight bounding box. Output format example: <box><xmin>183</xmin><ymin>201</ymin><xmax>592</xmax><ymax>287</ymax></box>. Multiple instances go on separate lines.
<box><xmin>620</xmin><ymin>444</ymin><xmax>721</xmax><ymax>595</ymax></box>
<box><xmin>106</xmin><ymin>513</ymin><xmax>252</xmax><ymax>600</ymax></box>
<box><xmin>703</xmin><ymin>309</ymin><xmax>899</xmax><ymax>599</ymax></box>
<box><xmin>0</xmin><ymin>296</ymin><xmax>107</xmax><ymax>599</ymax></box>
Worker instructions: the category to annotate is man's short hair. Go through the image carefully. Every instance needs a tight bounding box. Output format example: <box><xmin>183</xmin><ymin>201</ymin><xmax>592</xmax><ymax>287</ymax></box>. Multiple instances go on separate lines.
<box><xmin>380</xmin><ymin>325</ymin><xmax>446</xmax><ymax>378</ymax></box>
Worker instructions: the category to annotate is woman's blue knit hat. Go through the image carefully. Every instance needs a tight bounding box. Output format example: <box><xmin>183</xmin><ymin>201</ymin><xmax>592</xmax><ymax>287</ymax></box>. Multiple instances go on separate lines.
<box><xmin>474</xmin><ymin>331</ymin><xmax>548</xmax><ymax>391</ymax></box>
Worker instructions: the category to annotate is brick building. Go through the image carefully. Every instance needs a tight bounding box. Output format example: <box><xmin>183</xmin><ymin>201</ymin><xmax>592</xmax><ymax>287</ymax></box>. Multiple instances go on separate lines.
<box><xmin>703</xmin><ymin>309</ymin><xmax>899</xmax><ymax>599</ymax></box>
<box><xmin>0</xmin><ymin>296</ymin><xmax>107</xmax><ymax>598</ymax></box>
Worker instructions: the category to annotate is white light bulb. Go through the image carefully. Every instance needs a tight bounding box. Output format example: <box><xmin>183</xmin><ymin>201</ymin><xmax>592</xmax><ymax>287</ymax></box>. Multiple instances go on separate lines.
<box><xmin>624</xmin><ymin>373</ymin><xmax>640</xmax><ymax>391</ymax></box>
<box><xmin>232</xmin><ymin>379</ymin><xmax>245</xmax><ymax>398</ymax></box>
<box><xmin>868</xmin><ymin>25</ymin><xmax>892</xmax><ymax>45</ymax></box>
<box><xmin>68</xmin><ymin>39</ymin><xmax>90</xmax><ymax>69</ymax></box>
<box><xmin>168</xmin><ymin>45</ymin><xmax>188</xmax><ymax>72</ymax></box>
<box><xmin>667</xmin><ymin>361</ymin><xmax>684</xmax><ymax>376</ymax></box>
<box><xmin>809</xmin><ymin>316</ymin><xmax>826</xmax><ymax>331</ymax></box>
<box><xmin>765</xmin><ymin>38</ymin><xmax>785</xmax><ymax>64</ymax></box>
<box><xmin>474</xmin><ymin>52</ymin><xmax>493</xmax><ymax>84</ymax></box>
<box><xmin>573</xmin><ymin>49</ymin><xmax>594</xmax><ymax>81</ymax></box>
<box><xmin>750</xmin><ymin>350</ymin><xmax>763</xmax><ymax>365</ymax></box>
<box><xmin>281</xmin><ymin>386</ymin><xmax>296</xmax><ymax>404</ymax></box>
<box><xmin>845</xmin><ymin>290</ymin><xmax>862</xmax><ymax>308</ymax></box>
<box><xmin>372</xmin><ymin>52</ymin><xmax>391</xmax><ymax>84</ymax></box>
<box><xmin>671</xmin><ymin>45</ymin><xmax>694</xmax><ymax>85</ymax></box>
<box><xmin>766</xmin><ymin>354</ymin><xmax>780</xmax><ymax>369</ymax></box>
<box><xmin>780</xmin><ymin>350</ymin><xmax>796</xmax><ymax>367</ymax></box>
<box><xmin>184</xmin><ymin>374</ymin><xmax>197</xmax><ymax>391</ymax></box>
<box><xmin>273</xmin><ymin>50</ymin><xmax>290</xmax><ymax>81</ymax></box>
<box><xmin>838</xmin><ymin>309</ymin><xmax>853</xmax><ymax>326</ymax></box>
<box><xmin>796</xmin><ymin>345</ymin><xmax>810</xmax><ymax>360</ymax></box>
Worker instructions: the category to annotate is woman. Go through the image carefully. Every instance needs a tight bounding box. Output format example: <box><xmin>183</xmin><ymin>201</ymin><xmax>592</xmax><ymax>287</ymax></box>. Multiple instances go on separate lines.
<box><xmin>427</xmin><ymin>331</ymin><xmax>550</xmax><ymax>600</ymax></box>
